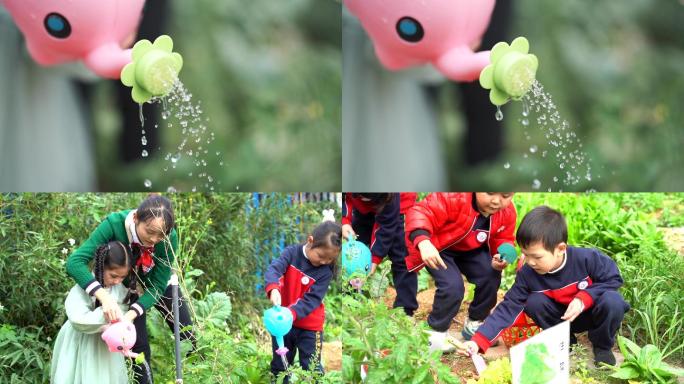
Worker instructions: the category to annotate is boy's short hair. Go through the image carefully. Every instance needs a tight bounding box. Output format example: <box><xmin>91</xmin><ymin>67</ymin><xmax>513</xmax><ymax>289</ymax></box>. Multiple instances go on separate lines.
<box><xmin>516</xmin><ymin>206</ymin><xmax>568</xmax><ymax>252</ymax></box>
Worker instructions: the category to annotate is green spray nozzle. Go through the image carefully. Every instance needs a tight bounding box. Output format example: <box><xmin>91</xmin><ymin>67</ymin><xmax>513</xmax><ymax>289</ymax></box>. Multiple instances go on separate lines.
<box><xmin>480</xmin><ymin>37</ymin><xmax>538</xmax><ymax>106</ymax></box>
<box><xmin>121</xmin><ymin>35</ymin><xmax>183</xmax><ymax>104</ymax></box>
<box><xmin>498</xmin><ymin>243</ymin><xmax>518</xmax><ymax>265</ymax></box>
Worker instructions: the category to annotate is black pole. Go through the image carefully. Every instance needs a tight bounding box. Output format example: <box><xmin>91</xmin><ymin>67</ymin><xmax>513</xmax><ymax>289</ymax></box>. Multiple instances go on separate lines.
<box><xmin>171</xmin><ymin>273</ymin><xmax>183</xmax><ymax>383</ymax></box>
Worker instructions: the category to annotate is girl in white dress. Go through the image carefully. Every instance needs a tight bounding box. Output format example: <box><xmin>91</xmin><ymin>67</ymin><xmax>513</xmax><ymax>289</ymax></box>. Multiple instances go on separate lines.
<box><xmin>51</xmin><ymin>241</ymin><xmax>136</xmax><ymax>384</ymax></box>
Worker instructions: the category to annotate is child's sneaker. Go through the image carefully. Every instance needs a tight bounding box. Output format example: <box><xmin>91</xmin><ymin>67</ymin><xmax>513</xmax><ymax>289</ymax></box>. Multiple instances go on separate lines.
<box><xmin>427</xmin><ymin>330</ymin><xmax>456</xmax><ymax>353</ymax></box>
<box><xmin>593</xmin><ymin>347</ymin><xmax>616</xmax><ymax>366</ymax></box>
<box><xmin>461</xmin><ymin>318</ymin><xmax>484</xmax><ymax>341</ymax></box>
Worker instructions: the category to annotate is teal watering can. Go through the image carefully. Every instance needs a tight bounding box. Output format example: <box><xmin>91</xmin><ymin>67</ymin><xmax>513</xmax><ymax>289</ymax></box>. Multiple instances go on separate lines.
<box><xmin>341</xmin><ymin>237</ymin><xmax>372</xmax><ymax>279</ymax></box>
<box><xmin>263</xmin><ymin>305</ymin><xmax>293</xmax><ymax>367</ymax></box>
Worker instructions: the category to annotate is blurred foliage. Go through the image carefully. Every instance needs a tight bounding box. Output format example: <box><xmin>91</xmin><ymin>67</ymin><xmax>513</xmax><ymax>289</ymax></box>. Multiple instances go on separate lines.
<box><xmin>439</xmin><ymin>0</ymin><xmax>684</xmax><ymax>191</ymax></box>
<box><xmin>93</xmin><ymin>0</ymin><xmax>341</xmax><ymax>191</ymax></box>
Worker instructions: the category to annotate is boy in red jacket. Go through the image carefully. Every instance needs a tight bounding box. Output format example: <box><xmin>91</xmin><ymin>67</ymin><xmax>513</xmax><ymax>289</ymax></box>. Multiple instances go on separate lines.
<box><xmin>404</xmin><ymin>193</ymin><xmax>516</xmax><ymax>351</ymax></box>
<box><xmin>460</xmin><ymin>206</ymin><xmax>629</xmax><ymax>366</ymax></box>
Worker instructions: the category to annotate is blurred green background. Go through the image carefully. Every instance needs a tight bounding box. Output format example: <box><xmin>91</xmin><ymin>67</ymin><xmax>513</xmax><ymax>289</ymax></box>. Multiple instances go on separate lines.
<box><xmin>439</xmin><ymin>0</ymin><xmax>684</xmax><ymax>191</ymax></box>
<box><xmin>94</xmin><ymin>0</ymin><xmax>341</xmax><ymax>191</ymax></box>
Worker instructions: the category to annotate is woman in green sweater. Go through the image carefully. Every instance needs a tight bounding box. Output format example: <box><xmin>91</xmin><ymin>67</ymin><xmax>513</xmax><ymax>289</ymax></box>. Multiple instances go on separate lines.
<box><xmin>66</xmin><ymin>194</ymin><xmax>194</xmax><ymax>384</ymax></box>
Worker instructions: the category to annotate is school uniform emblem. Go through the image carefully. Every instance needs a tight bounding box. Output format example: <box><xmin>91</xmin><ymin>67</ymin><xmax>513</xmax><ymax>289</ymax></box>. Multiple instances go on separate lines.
<box><xmin>476</xmin><ymin>231</ymin><xmax>488</xmax><ymax>242</ymax></box>
<box><xmin>578</xmin><ymin>280</ymin><xmax>589</xmax><ymax>290</ymax></box>
<box><xmin>301</xmin><ymin>276</ymin><xmax>310</xmax><ymax>285</ymax></box>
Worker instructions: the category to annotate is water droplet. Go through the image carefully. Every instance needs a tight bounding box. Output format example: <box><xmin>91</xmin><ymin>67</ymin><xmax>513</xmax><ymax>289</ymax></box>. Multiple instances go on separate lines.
<box><xmin>171</xmin><ymin>153</ymin><xmax>180</xmax><ymax>163</ymax></box>
<box><xmin>167</xmin><ymin>186</ymin><xmax>177</xmax><ymax>193</ymax></box>
<box><xmin>503</xmin><ymin>162</ymin><xmax>511</xmax><ymax>169</ymax></box>
<box><xmin>529</xmin><ymin>145</ymin><xmax>538</xmax><ymax>154</ymax></box>
<box><xmin>141</xmin><ymin>150</ymin><xmax>148</xmax><ymax>158</ymax></box>
<box><xmin>141</xmin><ymin>136</ymin><xmax>147</xmax><ymax>146</ymax></box>
<box><xmin>522</xmin><ymin>99</ymin><xmax>530</xmax><ymax>117</ymax></box>
<box><xmin>144</xmin><ymin>179</ymin><xmax>152</xmax><ymax>188</ymax></box>
<box><xmin>532</xmin><ymin>179</ymin><xmax>541</xmax><ymax>190</ymax></box>
<box><xmin>522</xmin><ymin>118</ymin><xmax>529</xmax><ymax>126</ymax></box>
<box><xmin>138</xmin><ymin>104</ymin><xmax>145</xmax><ymax>127</ymax></box>
<box><xmin>495</xmin><ymin>106</ymin><xmax>504</xmax><ymax>121</ymax></box>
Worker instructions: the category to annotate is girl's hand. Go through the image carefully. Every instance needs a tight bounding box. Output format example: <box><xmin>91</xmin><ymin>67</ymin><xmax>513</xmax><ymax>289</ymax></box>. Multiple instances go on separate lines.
<box><xmin>418</xmin><ymin>240</ymin><xmax>447</xmax><ymax>270</ymax></box>
<box><xmin>342</xmin><ymin>224</ymin><xmax>356</xmax><ymax>241</ymax></box>
<box><xmin>269</xmin><ymin>289</ymin><xmax>282</xmax><ymax>307</ymax></box>
<box><xmin>491</xmin><ymin>254</ymin><xmax>508</xmax><ymax>271</ymax></box>
<box><xmin>458</xmin><ymin>341</ymin><xmax>479</xmax><ymax>357</ymax></box>
<box><xmin>95</xmin><ymin>289</ymin><xmax>123</xmax><ymax>322</ymax></box>
<box><xmin>369</xmin><ymin>262</ymin><xmax>378</xmax><ymax>275</ymax></box>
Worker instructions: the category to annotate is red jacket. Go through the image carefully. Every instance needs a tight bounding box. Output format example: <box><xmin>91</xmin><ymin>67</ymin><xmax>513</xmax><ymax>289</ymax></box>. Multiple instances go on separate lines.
<box><xmin>404</xmin><ymin>193</ymin><xmax>517</xmax><ymax>272</ymax></box>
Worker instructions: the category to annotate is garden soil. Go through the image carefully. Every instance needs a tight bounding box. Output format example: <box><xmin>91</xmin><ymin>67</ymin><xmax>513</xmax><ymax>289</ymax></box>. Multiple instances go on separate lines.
<box><xmin>384</xmin><ymin>279</ymin><xmax>625</xmax><ymax>381</ymax></box>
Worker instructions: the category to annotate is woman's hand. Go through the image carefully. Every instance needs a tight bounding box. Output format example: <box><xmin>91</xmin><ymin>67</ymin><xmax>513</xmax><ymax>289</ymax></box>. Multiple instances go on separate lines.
<box><xmin>418</xmin><ymin>240</ymin><xmax>447</xmax><ymax>270</ymax></box>
<box><xmin>124</xmin><ymin>310</ymin><xmax>138</xmax><ymax>323</ymax></box>
<box><xmin>95</xmin><ymin>289</ymin><xmax>123</xmax><ymax>322</ymax></box>
<box><xmin>342</xmin><ymin>224</ymin><xmax>356</xmax><ymax>241</ymax></box>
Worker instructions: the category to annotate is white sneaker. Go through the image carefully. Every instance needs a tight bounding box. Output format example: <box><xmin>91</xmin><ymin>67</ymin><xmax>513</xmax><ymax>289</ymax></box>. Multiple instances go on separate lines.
<box><xmin>427</xmin><ymin>330</ymin><xmax>456</xmax><ymax>353</ymax></box>
<box><xmin>461</xmin><ymin>318</ymin><xmax>484</xmax><ymax>341</ymax></box>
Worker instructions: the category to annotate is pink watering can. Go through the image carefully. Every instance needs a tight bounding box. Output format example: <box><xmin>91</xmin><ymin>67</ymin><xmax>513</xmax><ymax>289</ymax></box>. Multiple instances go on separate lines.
<box><xmin>101</xmin><ymin>320</ymin><xmax>138</xmax><ymax>358</ymax></box>
<box><xmin>1</xmin><ymin>0</ymin><xmax>183</xmax><ymax>103</ymax></box>
<box><xmin>344</xmin><ymin>0</ymin><xmax>539</xmax><ymax>106</ymax></box>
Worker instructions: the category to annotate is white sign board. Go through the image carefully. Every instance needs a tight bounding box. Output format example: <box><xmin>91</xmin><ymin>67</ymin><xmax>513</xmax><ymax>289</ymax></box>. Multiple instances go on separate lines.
<box><xmin>510</xmin><ymin>320</ymin><xmax>570</xmax><ymax>384</ymax></box>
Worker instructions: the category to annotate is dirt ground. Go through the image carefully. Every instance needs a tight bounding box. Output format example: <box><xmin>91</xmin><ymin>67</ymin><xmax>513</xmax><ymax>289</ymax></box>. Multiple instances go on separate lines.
<box><xmin>323</xmin><ymin>340</ymin><xmax>342</xmax><ymax>371</ymax></box>
<box><xmin>660</xmin><ymin>227</ymin><xmax>684</xmax><ymax>256</ymax></box>
<box><xmin>384</xmin><ymin>284</ymin><xmax>623</xmax><ymax>382</ymax></box>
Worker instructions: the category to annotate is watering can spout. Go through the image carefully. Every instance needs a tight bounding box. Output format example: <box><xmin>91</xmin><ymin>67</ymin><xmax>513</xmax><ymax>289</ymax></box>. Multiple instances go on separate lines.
<box><xmin>479</xmin><ymin>37</ymin><xmax>539</xmax><ymax>106</ymax></box>
<box><xmin>85</xmin><ymin>43</ymin><xmax>134</xmax><ymax>79</ymax></box>
<box><xmin>120</xmin><ymin>35</ymin><xmax>184</xmax><ymax>104</ymax></box>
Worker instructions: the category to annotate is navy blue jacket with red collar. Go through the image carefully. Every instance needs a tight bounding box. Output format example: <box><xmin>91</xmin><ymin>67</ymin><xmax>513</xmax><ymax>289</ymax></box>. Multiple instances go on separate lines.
<box><xmin>265</xmin><ymin>244</ymin><xmax>333</xmax><ymax>331</ymax></box>
<box><xmin>342</xmin><ymin>193</ymin><xmax>406</xmax><ymax>265</ymax></box>
<box><xmin>471</xmin><ymin>246</ymin><xmax>624</xmax><ymax>352</ymax></box>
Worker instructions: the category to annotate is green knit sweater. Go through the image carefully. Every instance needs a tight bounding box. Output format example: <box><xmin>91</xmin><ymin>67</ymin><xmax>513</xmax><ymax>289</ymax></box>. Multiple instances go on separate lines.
<box><xmin>65</xmin><ymin>210</ymin><xmax>178</xmax><ymax>312</ymax></box>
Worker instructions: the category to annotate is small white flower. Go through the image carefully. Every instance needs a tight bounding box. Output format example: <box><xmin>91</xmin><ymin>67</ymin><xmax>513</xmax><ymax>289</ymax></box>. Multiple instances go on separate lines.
<box><xmin>61</xmin><ymin>248</ymin><xmax>69</xmax><ymax>255</ymax></box>
<box><xmin>322</xmin><ymin>209</ymin><xmax>336</xmax><ymax>222</ymax></box>
<box><xmin>68</xmin><ymin>238</ymin><xmax>76</xmax><ymax>246</ymax></box>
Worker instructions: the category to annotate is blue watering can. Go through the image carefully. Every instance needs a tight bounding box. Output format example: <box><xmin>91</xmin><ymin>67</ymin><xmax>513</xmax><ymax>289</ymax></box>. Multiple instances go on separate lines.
<box><xmin>263</xmin><ymin>305</ymin><xmax>293</xmax><ymax>367</ymax></box>
<box><xmin>498</xmin><ymin>243</ymin><xmax>518</xmax><ymax>264</ymax></box>
<box><xmin>341</xmin><ymin>237</ymin><xmax>372</xmax><ymax>278</ymax></box>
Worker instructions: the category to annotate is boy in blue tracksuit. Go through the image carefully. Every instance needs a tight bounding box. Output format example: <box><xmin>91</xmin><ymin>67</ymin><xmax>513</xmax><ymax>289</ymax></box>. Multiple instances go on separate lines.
<box><xmin>460</xmin><ymin>206</ymin><xmax>630</xmax><ymax>366</ymax></box>
<box><xmin>265</xmin><ymin>221</ymin><xmax>342</xmax><ymax>381</ymax></box>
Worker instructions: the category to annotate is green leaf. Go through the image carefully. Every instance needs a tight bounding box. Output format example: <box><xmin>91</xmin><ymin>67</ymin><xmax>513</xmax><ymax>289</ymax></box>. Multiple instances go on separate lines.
<box><xmin>639</xmin><ymin>344</ymin><xmax>662</xmax><ymax>368</ymax></box>
<box><xmin>611</xmin><ymin>365</ymin><xmax>641</xmax><ymax>380</ymax></box>
<box><xmin>194</xmin><ymin>291</ymin><xmax>232</xmax><ymax>328</ymax></box>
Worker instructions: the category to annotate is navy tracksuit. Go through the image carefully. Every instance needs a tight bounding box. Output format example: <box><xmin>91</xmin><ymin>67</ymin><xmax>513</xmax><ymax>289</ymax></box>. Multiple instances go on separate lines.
<box><xmin>342</xmin><ymin>193</ymin><xmax>418</xmax><ymax>316</ymax></box>
<box><xmin>410</xmin><ymin>208</ymin><xmax>500</xmax><ymax>332</ymax></box>
<box><xmin>265</xmin><ymin>245</ymin><xmax>332</xmax><ymax>381</ymax></box>
<box><xmin>472</xmin><ymin>246</ymin><xmax>630</xmax><ymax>353</ymax></box>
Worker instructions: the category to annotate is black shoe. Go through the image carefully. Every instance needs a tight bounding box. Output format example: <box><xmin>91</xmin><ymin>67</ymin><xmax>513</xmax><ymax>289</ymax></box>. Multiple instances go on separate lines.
<box><xmin>593</xmin><ymin>347</ymin><xmax>616</xmax><ymax>366</ymax></box>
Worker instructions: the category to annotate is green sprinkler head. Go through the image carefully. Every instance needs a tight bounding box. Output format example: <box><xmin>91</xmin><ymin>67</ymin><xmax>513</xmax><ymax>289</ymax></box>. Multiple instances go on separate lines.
<box><xmin>480</xmin><ymin>37</ymin><xmax>538</xmax><ymax>106</ymax></box>
<box><xmin>121</xmin><ymin>35</ymin><xmax>183</xmax><ymax>104</ymax></box>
